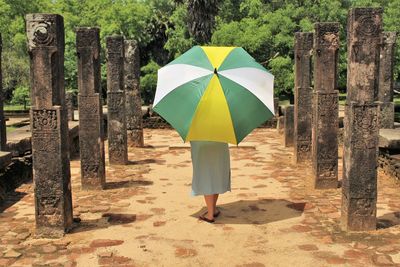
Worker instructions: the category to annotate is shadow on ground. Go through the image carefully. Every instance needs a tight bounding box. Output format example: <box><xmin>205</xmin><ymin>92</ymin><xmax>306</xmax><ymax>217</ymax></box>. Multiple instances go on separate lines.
<box><xmin>70</xmin><ymin>213</ymin><xmax>137</xmax><ymax>234</ymax></box>
<box><xmin>126</xmin><ymin>159</ymin><xmax>166</xmax><ymax>165</ymax></box>
<box><xmin>105</xmin><ymin>179</ymin><xmax>153</xmax><ymax>190</ymax></box>
<box><xmin>0</xmin><ymin>191</ymin><xmax>27</xmax><ymax>213</ymax></box>
<box><xmin>377</xmin><ymin>211</ymin><xmax>400</xmax><ymax>229</ymax></box>
<box><xmin>192</xmin><ymin>198</ymin><xmax>305</xmax><ymax>224</ymax></box>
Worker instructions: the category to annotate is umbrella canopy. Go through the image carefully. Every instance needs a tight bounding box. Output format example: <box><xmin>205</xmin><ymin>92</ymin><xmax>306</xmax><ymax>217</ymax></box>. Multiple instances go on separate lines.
<box><xmin>153</xmin><ymin>46</ymin><xmax>274</xmax><ymax>145</ymax></box>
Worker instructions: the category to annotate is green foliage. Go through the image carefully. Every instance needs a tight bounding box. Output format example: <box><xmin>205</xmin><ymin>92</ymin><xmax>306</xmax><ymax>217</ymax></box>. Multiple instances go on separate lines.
<box><xmin>268</xmin><ymin>56</ymin><xmax>294</xmax><ymax>95</ymax></box>
<box><xmin>164</xmin><ymin>3</ymin><xmax>193</xmax><ymax>58</ymax></box>
<box><xmin>10</xmin><ymin>85</ymin><xmax>30</xmax><ymax>106</ymax></box>
<box><xmin>1</xmin><ymin>0</ymin><xmax>400</xmax><ymax>103</ymax></box>
<box><xmin>383</xmin><ymin>0</ymin><xmax>400</xmax><ymax>80</ymax></box>
<box><xmin>140</xmin><ymin>60</ymin><xmax>160</xmax><ymax>105</ymax></box>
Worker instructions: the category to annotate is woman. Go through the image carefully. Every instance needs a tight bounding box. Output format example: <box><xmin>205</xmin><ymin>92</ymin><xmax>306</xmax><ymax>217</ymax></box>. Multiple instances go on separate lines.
<box><xmin>190</xmin><ymin>140</ymin><xmax>231</xmax><ymax>223</ymax></box>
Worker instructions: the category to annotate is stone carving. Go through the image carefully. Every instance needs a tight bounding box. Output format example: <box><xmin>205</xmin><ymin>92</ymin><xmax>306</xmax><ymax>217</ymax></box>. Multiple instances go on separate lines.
<box><xmin>294</xmin><ymin>86</ymin><xmax>312</xmax><ymax>163</ymax></box>
<box><xmin>294</xmin><ymin>32</ymin><xmax>313</xmax><ymax>163</ymax></box>
<box><xmin>317</xmin><ymin>162</ymin><xmax>336</xmax><ymax>179</ymax></box>
<box><xmin>124</xmin><ymin>40</ymin><xmax>144</xmax><ymax>147</ymax></box>
<box><xmin>32</xmin><ymin>22</ymin><xmax>54</xmax><ymax>46</ymax></box>
<box><xmin>65</xmin><ymin>92</ymin><xmax>75</xmax><ymax>121</ymax></box>
<box><xmin>378</xmin><ymin>32</ymin><xmax>396</xmax><ymax>129</ymax></box>
<box><xmin>312</xmin><ymin>22</ymin><xmax>340</xmax><ymax>189</ymax></box>
<box><xmin>107</xmin><ymin>36</ymin><xmax>128</xmax><ymax>165</ymax></box>
<box><xmin>341</xmin><ymin>9</ymin><xmax>382</xmax><ymax>232</ymax></box>
<box><xmin>357</xmin><ymin>15</ymin><xmax>380</xmax><ymax>37</ymax></box>
<box><xmin>76</xmin><ymin>28</ymin><xmax>106</xmax><ymax>189</ymax></box>
<box><xmin>26</xmin><ymin>13</ymin><xmax>73</xmax><ymax>237</ymax></box>
<box><xmin>346</xmin><ymin>8</ymin><xmax>382</xmax><ymax>104</ymax></box>
<box><xmin>284</xmin><ymin>105</ymin><xmax>294</xmax><ymax>147</ymax></box>
<box><xmin>32</xmin><ymin>109</ymin><xmax>58</xmax><ymax>131</ymax></box>
<box><xmin>342</xmin><ymin>8</ymin><xmax>382</xmax><ymax>233</ymax></box>
<box><xmin>352</xmin><ymin>105</ymin><xmax>378</xmax><ymax>149</ymax></box>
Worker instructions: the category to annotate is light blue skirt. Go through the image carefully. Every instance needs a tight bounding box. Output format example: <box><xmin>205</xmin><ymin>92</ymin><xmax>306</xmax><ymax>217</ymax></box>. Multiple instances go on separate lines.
<box><xmin>190</xmin><ymin>141</ymin><xmax>231</xmax><ymax>196</ymax></box>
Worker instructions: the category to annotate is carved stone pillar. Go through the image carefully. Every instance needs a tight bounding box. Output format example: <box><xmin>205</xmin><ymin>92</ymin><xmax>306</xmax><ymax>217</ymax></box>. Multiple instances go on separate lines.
<box><xmin>294</xmin><ymin>32</ymin><xmax>313</xmax><ymax>163</ymax></box>
<box><xmin>26</xmin><ymin>14</ymin><xmax>73</xmax><ymax>237</ymax></box>
<box><xmin>124</xmin><ymin>40</ymin><xmax>144</xmax><ymax>147</ymax></box>
<box><xmin>312</xmin><ymin>22</ymin><xmax>340</xmax><ymax>189</ymax></box>
<box><xmin>341</xmin><ymin>8</ymin><xmax>382</xmax><ymax>231</ymax></box>
<box><xmin>378</xmin><ymin>32</ymin><xmax>396</xmax><ymax>129</ymax></box>
<box><xmin>274</xmin><ymin>97</ymin><xmax>279</xmax><ymax>117</ymax></box>
<box><xmin>65</xmin><ymin>92</ymin><xmax>75</xmax><ymax>121</ymax></box>
<box><xmin>76</xmin><ymin>27</ymin><xmax>106</xmax><ymax>189</ymax></box>
<box><xmin>284</xmin><ymin>105</ymin><xmax>294</xmax><ymax>147</ymax></box>
<box><xmin>106</xmin><ymin>36</ymin><xmax>128</xmax><ymax>164</ymax></box>
<box><xmin>0</xmin><ymin>34</ymin><xmax>6</xmax><ymax>150</ymax></box>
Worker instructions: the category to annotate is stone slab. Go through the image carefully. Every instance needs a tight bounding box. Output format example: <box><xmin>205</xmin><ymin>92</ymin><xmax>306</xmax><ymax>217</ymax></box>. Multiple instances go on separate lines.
<box><xmin>379</xmin><ymin>129</ymin><xmax>400</xmax><ymax>149</ymax></box>
<box><xmin>0</xmin><ymin>151</ymin><xmax>11</xmax><ymax>170</ymax></box>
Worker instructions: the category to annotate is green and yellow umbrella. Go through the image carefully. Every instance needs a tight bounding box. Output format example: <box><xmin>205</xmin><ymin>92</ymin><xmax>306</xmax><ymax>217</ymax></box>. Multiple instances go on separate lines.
<box><xmin>153</xmin><ymin>46</ymin><xmax>274</xmax><ymax>145</ymax></box>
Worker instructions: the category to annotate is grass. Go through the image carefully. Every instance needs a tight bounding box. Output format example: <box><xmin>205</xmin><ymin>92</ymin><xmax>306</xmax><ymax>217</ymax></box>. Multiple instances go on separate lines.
<box><xmin>4</xmin><ymin>104</ymin><xmax>29</xmax><ymax>111</ymax></box>
<box><xmin>6</xmin><ymin>126</ymin><xmax>17</xmax><ymax>133</ymax></box>
<box><xmin>278</xmin><ymin>99</ymin><xmax>290</xmax><ymax>107</ymax></box>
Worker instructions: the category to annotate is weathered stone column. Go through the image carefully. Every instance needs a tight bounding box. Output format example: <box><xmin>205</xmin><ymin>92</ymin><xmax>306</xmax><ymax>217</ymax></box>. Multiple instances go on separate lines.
<box><xmin>107</xmin><ymin>36</ymin><xmax>128</xmax><ymax>164</ymax></box>
<box><xmin>274</xmin><ymin>97</ymin><xmax>279</xmax><ymax>117</ymax></box>
<box><xmin>76</xmin><ymin>27</ymin><xmax>106</xmax><ymax>189</ymax></box>
<box><xmin>26</xmin><ymin>14</ymin><xmax>73</xmax><ymax>236</ymax></box>
<box><xmin>294</xmin><ymin>32</ymin><xmax>313</xmax><ymax>163</ymax></box>
<box><xmin>312</xmin><ymin>22</ymin><xmax>340</xmax><ymax>189</ymax></box>
<box><xmin>0</xmin><ymin>34</ymin><xmax>6</xmax><ymax>151</ymax></box>
<box><xmin>124</xmin><ymin>40</ymin><xmax>144</xmax><ymax>147</ymax></box>
<box><xmin>341</xmin><ymin>8</ymin><xmax>382</xmax><ymax>231</ymax></box>
<box><xmin>284</xmin><ymin>105</ymin><xmax>294</xmax><ymax>147</ymax></box>
<box><xmin>378</xmin><ymin>32</ymin><xmax>396</xmax><ymax>129</ymax></box>
<box><xmin>65</xmin><ymin>92</ymin><xmax>75</xmax><ymax>121</ymax></box>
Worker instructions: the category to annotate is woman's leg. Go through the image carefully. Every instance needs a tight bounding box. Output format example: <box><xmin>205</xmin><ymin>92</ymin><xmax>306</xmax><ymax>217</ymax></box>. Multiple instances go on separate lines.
<box><xmin>203</xmin><ymin>195</ymin><xmax>215</xmax><ymax>220</ymax></box>
<box><xmin>213</xmin><ymin>194</ymin><xmax>219</xmax><ymax>211</ymax></box>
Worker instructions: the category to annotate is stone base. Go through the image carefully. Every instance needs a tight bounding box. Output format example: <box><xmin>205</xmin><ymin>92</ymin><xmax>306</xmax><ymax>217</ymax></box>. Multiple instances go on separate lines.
<box><xmin>35</xmin><ymin>226</ymin><xmax>68</xmax><ymax>239</ymax></box>
<box><xmin>313</xmin><ymin>179</ymin><xmax>338</xmax><ymax>190</ymax></box>
<box><xmin>341</xmin><ymin>194</ymin><xmax>376</xmax><ymax>231</ymax></box>
<box><xmin>81</xmin><ymin>179</ymin><xmax>105</xmax><ymax>191</ymax></box>
<box><xmin>312</xmin><ymin>91</ymin><xmax>338</xmax><ymax>189</ymax></box>
<box><xmin>276</xmin><ymin>116</ymin><xmax>284</xmax><ymax>134</ymax></box>
<box><xmin>284</xmin><ymin>105</ymin><xmax>294</xmax><ymax>147</ymax></box>
<box><xmin>128</xmin><ymin>129</ymin><xmax>144</xmax><ymax>147</ymax></box>
<box><xmin>341</xmin><ymin>103</ymin><xmax>378</xmax><ymax>232</ymax></box>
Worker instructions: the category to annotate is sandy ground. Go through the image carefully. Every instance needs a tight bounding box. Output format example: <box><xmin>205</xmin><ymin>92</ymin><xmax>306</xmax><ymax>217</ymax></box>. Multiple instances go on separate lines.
<box><xmin>1</xmin><ymin>128</ymin><xmax>400</xmax><ymax>266</ymax></box>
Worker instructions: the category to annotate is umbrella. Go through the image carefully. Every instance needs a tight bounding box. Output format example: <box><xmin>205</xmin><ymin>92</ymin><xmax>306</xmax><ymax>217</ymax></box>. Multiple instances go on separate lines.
<box><xmin>153</xmin><ymin>46</ymin><xmax>274</xmax><ymax>145</ymax></box>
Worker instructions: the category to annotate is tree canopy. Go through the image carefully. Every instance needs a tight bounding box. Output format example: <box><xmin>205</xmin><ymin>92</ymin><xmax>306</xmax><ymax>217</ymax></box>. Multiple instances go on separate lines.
<box><xmin>0</xmin><ymin>0</ymin><xmax>399</xmax><ymax>104</ymax></box>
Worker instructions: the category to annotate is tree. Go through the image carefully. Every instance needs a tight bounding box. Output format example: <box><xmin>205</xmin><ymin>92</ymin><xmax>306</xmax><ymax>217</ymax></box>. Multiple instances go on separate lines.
<box><xmin>187</xmin><ymin>0</ymin><xmax>219</xmax><ymax>44</ymax></box>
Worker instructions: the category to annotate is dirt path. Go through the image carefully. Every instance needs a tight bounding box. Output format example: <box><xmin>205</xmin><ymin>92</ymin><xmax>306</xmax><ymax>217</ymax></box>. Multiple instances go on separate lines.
<box><xmin>1</xmin><ymin>128</ymin><xmax>400</xmax><ymax>266</ymax></box>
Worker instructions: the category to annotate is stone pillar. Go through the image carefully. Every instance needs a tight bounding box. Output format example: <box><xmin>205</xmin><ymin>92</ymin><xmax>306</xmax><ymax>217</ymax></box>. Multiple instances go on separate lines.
<box><xmin>76</xmin><ymin>27</ymin><xmax>106</xmax><ymax>189</ymax></box>
<box><xmin>378</xmin><ymin>32</ymin><xmax>396</xmax><ymax>129</ymax></box>
<box><xmin>341</xmin><ymin>8</ymin><xmax>382</xmax><ymax>231</ymax></box>
<box><xmin>26</xmin><ymin>14</ymin><xmax>73</xmax><ymax>237</ymax></box>
<box><xmin>312</xmin><ymin>22</ymin><xmax>340</xmax><ymax>189</ymax></box>
<box><xmin>0</xmin><ymin>34</ymin><xmax>6</xmax><ymax>151</ymax></box>
<box><xmin>65</xmin><ymin>92</ymin><xmax>74</xmax><ymax>121</ymax></box>
<box><xmin>274</xmin><ymin>97</ymin><xmax>279</xmax><ymax>117</ymax></box>
<box><xmin>294</xmin><ymin>32</ymin><xmax>313</xmax><ymax>163</ymax></box>
<box><xmin>276</xmin><ymin>116</ymin><xmax>284</xmax><ymax>134</ymax></box>
<box><xmin>107</xmin><ymin>36</ymin><xmax>128</xmax><ymax>164</ymax></box>
<box><xmin>284</xmin><ymin>105</ymin><xmax>294</xmax><ymax>147</ymax></box>
<box><xmin>124</xmin><ymin>40</ymin><xmax>144</xmax><ymax>147</ymax></box>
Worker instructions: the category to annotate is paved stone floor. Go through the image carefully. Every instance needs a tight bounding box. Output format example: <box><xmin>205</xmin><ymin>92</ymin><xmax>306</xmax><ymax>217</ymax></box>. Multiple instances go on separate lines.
<box><xmin>1</xmin><ymin>128</ymin><xmax>400</xmax><ymax>266</ymax></box>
